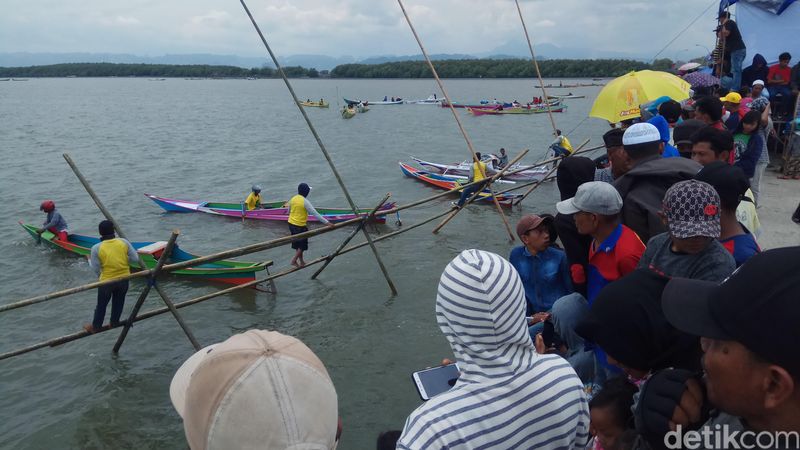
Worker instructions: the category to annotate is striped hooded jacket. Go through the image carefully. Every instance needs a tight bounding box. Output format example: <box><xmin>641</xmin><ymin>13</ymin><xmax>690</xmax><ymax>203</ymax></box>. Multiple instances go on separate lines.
<box><xmin>398</xmin><ymin>249</ymin><xmax>590</xmax><ymax>449</ymax></box>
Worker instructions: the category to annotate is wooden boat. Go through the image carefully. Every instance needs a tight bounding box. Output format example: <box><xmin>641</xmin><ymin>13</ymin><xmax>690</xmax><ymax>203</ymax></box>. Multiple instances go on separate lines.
<box><xmin>441</xmin><ymin>101</ymin><xmax>500</xmax><ymax>109</ymax></box>
<box><xmin>547</xmin><ymin>94</ymin><xmax>586</xmax><ymax>99</ymax></box>
<box><xmin>144</xmin><ymin>194</ymin><xmax>394</xmax><ymax>224</ymax></box>
<box><xmin>467</xmin><ymin>106</ymin><xmax>566</xmax><ymax>116</ymax></box>
<box><xmin>344</xmin><ymin>97</ymin><xmax>403</xmax><ymax>105</ymax></box>
<box><xmin>411</xmin><ymin>156</ymin><xmax>549</xmax><ymax>182</ymax></box>
<box><xmin>301</xmin><ymin>100</ymin><xmax>329</xmax><ymax>108</ymax></box>
<box><xmin>341</xmin><ymin>107</ymin><xmax>356</xmax><ymax>119</ymax></box>
<box><xmin>398</xmin><ymin>162</ymin><xmax>521</xmax><ymax>207</ymax></box>
<box><xmin>20</xmin><ymin>223</ymin><xmax>271</xmax><ymax>286</ymax></box>
<box><xmin>407</xmin><ymin>95</ymin><xmax>442</xmax><ymax>105</ymax></box>
<box><xmin>356</xmin><ymin>103</ymin><xmax>369</xmax><ymax>113</ymax></box>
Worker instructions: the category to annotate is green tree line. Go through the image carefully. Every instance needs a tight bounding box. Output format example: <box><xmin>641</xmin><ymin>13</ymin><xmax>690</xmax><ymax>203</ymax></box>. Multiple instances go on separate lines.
<box><xmin>331</xmin><ymin>58</ymin><xmax>674</xmax><ymax>78</ymax></box>
<box><xmin>0</xmin><ymin>63</ymin><xmax>320</xmax><ymax>78</ymax></box>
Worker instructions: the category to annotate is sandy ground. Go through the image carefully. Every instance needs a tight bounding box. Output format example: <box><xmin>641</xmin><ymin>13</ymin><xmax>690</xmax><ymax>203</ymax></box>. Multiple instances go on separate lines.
<box><xmin>754</xmin><ymin>168</ymin><xmax>800</xmax><ymax>249</ymax></box>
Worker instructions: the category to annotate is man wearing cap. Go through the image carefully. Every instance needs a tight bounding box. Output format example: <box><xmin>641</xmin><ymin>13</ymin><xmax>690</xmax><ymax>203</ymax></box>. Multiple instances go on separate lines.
<box><xmin>509</xmin><ymin>215</ymin><xmax>573</xmax><ymax>322</ymax></box>
<box><xmin>288</xmin><ymin>182</ymin><xmax>334</xmax><ymax>268</ymax></box>
<box><xmin>672</xmin><ymin>119</ymin><xmax>706</xmax><ymax>158</ymax></box>
<box><xmin>594</xmin><ymin>128</ymin><xmax>630</xmax><ymax>183</ymax></box>
<box><xmin>557</xmin><ymin>181</ymin><xmax>645</xmax><ymax>304</ymax></box>
<box><xmin>634</xmin><ymin>247</ymin><xmax>800</xmax><ymax>449</ymax></box>
<box><xmin>695</xmin><ymin>162</ymin><xmax>760</xmax><ymax>266</ymax></box>
<box><xmin>85</xmin><ymin>220</ymin><xmax>139</xmax><ymax>334</ymax></box>
<box><xmin>637</xmin><ymin>180</ymin><xmax>735</xmax><ymax>282</ymax></box>
<box><xmin>717</xmin><ymin>11</ymin><xmax>746</xmax><ymax>90</ymax></box>
<box><xmin>244</xmin><ymin>184</ymin><xmax>262</xmax><ymax>210</ymax></box>
<box><xmin>399</xmin><ymin>250</ymin><xmax>591</xmax><ymax>449</ymax></box>
<box><xmin>613</xmin><ymin>122</ymin><xmax>701</xmax><ymax>243</ymax></box>
<box><xmin>170</xmin><ymin>329</ymin><xmax>341</xmax><ymax>449</ymax></box>
<box><xmin>722</xmin><ymin>92</ymin><xmax>743</xmax><ymax>130</ymax></box>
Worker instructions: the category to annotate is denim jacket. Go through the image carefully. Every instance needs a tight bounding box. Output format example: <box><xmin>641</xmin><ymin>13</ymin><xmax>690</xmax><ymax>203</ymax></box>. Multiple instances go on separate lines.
<box><xmin>509</xmin><ymin>246</ymin><xmax>573</xmax><ymax>314</ymax></box>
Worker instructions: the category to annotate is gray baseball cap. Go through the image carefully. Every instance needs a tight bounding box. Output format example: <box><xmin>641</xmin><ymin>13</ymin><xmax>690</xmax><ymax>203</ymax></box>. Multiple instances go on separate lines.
<box><xmin>556</xmin><ymin>181</ymin><xmax>623</xmax><ymax>215</ymax></box>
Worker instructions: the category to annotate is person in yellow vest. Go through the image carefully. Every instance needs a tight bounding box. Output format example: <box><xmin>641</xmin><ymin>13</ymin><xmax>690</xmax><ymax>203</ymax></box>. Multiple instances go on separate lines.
<box><xmin>245</xmin><ymin>184</ymin><xmax>262</xmax><ymax>210</ymax></box>
<box><xmin>84</xmin><ymin>220</ymin><xmax>138</xmax><ymax>334</ymax></box>
<box><xmin>452</xmin><ymin>152</ymin><xmax>489</xmax><ymax>208</ymax></box>
<box><xmin>288</xmin><ymin>183</ymin><xmax>334</xmax><ymax>267</ymax></box>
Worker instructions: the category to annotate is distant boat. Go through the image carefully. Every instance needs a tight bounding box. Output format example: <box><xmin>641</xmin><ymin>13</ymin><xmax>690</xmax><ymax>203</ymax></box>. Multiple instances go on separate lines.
<box><xmin>406</xmin><ymin>94</ymin><xmax>442</xmax><ymax>105</ymax></box>
<box><xmin>0</xmin><ymin>78</ymin><xmax>9</xmax><ymax>81</ymax></box>
<box><xmin>341</xmin><ymin>106</ymin><xmax>356</xmax><ymax>119</ymax></box>
<box><xmin>11</xmin><ymin>78</ymin><xmax>28</xmax><ymax>81</ymax></box>
<box><xmin>66</xmin><ymin>75</ymin><xmax>77</xmax><ymax>78</ymax></box>
<box><xmin>344</xmin><ymin>97</ymin><xmax>403</xmax><ymax>105</ymax></box>
<box><xmin>547</xmin><ymin>94</ymin><xmax>585</xmax><ymax>99</ymax></box>
<box><xmin>300</xmin><ymin>100</ymin><xmax>330</xmax><ymax>108</ymax></box>
<box><xmin>148</xmin><ymin>78</ymin><xmax>166</xmax><ymax>81</ymax></box>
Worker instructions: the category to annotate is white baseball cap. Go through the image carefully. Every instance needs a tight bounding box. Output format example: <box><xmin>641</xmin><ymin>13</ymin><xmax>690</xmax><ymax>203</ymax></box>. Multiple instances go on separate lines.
<box><xmin>622</xmin><ymin>122</ymin><xmax>661</xmax><ymax>146</ymax></box>
<box><xmin>170</xmin><ymin>330</ymin><xmax>339</xmax><ymax>450</ymax></box>
<box><xmin>556</xmin><ymin>181</ymin><xmax>623</xmax><ymax>215</ymax></box>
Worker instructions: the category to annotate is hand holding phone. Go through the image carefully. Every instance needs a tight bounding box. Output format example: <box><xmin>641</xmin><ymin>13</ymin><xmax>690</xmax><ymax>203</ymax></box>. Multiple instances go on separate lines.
<box><xmin>412</xmin><ymin>363</ymin><xmax>460</xmax><ymax>401</ymax></box>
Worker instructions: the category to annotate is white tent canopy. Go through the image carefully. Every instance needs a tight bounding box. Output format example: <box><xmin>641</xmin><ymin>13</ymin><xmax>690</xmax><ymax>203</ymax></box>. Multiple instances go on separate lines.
<box><xmin>732</xmin><ymin>0</ymin><xmax>800</xmax><ymax>64</ymax></box>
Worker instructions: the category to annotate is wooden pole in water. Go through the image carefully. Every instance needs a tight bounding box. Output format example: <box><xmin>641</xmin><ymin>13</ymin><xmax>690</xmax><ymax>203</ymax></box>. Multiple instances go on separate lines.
<box><xmin>237</xmin><ymin>0</ymin><xmax>397</xmax><ymax>296</ymax></box>
<box><xmin>311</xmin><ymin>193</ymin><xmax>391</xmax><ymax>280</ymax></box>
<box><xmin>396</xmin><ymin>0</ymin><xmax>516</xmax><ymax>242</ymax></box>
<box><xmin>62</xmin><ymin>153</ymin><xmax>201</xmax><ymax>351</ymax></box>
<box><xmin>513</xmin><ymin>139</ymin><xmax>590</xmax><ymax>205</ymax></box>
<box><xmin>112</xmin><ymin>230</ymin><xmax>179</xmax><ymax>353</ymax></box>
<box><xmin>514</xmin><ymin>0</ymin><xmax>558</xmax><ymax>137</ymax></box>
<box><xmin>432</xmin><ymin>149</ymin><xmax>529</xmax><ymax>235</ymax></box>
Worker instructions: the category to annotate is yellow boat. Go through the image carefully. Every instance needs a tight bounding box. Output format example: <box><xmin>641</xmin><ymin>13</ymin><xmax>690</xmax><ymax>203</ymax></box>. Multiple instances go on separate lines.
<box><xmin>341</xmin><ymin>106</ymin><xmax>356</xmax><ymax>119</ymax></box>
<box><xmin>301</xmin><ymin>100</ymin><xmax>329</xmax><ymax>108</ymax></box>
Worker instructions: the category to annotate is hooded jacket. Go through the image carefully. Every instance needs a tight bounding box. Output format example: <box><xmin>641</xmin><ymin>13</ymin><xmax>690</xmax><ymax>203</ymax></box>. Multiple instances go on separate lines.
<box><xmin>647</xmin><ymin>115</ymin><xmax>680</xmax><ymax>158</ymax></box>
<box><xmin>741</xmin><ymin>54</ymin><xmax>769</xmax><ymax>88</ymax></box>
<box><xmin>398</xmin><ymin>250</ymin><xmax>590</xmax><ymax>450</ymax></box>
<box><xmin>554</xmin><ymin>157</ymin><xmax>596</xmax><ymax>293</ymax></box>
<box><xmin>613</xmin><ymin>156</ymin><xmax>701</xmax><ymax>243</ymax></box>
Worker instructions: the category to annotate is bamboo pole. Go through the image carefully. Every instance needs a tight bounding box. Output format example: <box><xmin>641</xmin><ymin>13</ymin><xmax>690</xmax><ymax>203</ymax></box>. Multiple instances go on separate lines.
<box><xmin>62</xmin><ymin>153</ymin><xmax>201</xmax><ymax>351</ymax></box>
<box><xmin>311</xmin><ymin>193</ymin><xmax>391</xmax><ymax>279</ymax></box>
<box><xmin>0</xmin><ymin>208</ymin><xmax>453</xmax><ymax>361</ymax></box>
<box><xmin>395</xmin><ymin>0</ymin><xmax>516</xmax><ymax>242</ymax></box>
<box><xmin>514</xmin><ymin>0</ymin><xmax>558</xmax><ymax>136</ymax></box>
<box><xmin>237</xmin><ymin>0</ymin><xmax>397</xmax><ymax>296</ymax></box>
<box><xmin>431</xmin><ymin>149</ymin><xmax>529</xmax><ymax>235</ymax></box>
<box><xmin>514</xmin><ymin>139</ymin><xmax>590</xmax><ymax>205</ymax></box>
<box><xmin>112</xmin><ymin>230</ymin><xmax>179</xmax><ymax>353</ymax></box>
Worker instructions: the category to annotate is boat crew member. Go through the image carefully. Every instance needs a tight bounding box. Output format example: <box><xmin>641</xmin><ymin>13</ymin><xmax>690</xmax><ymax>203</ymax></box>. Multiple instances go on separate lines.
<box><xmin>288</xmin><ymin>183</ymin><xmax>334</xmax><ymax>268</ymax></box>
<box><xmin>453</xmin><ymin>152</ymin><xmax>489</xmax><ymax>209</ymax></box>
<box><xmin>245</xmin><ymin>184</ymin><xmax>262</xmax><ymax>210</ymax></box>
<box><xmin>37</xmin><ymin>200</ymin><xmax>69</xmax><ymax>241</ymax></box>
<box><xmin>497</xmin><ymin>148</ymin><xmax>509</xmax><ymax>168</ymax></box>
<box><xmin>550</xmin><ymin>129</ymin><xmax>574</xmax><ymax>158</ymax></box>
<box><xmin>84</xmin><ymin>220</ymin><xmax>139</xmax><ymax>334</ymax></box>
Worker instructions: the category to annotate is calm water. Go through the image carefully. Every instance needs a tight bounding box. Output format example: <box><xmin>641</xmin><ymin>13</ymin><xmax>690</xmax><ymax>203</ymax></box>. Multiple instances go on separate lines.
<box><xmin>0</xmin><ymin>78</ymin><xmax>608</xmax><ymax>449</ymax></box>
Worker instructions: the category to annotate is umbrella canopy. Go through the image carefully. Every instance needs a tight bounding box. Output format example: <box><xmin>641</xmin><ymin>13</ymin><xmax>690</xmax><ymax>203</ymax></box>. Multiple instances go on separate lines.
<box><xmin>678</xmin><ymin>62</ymin><xmax>702</xmax><ymax>72</ymax></box>
<box><xmin>589</xmin><ymin>70</ymin><xmax>692</xmax><ymax>123</ymax></box>
<box><xmin>682</xmin><ymin>71</ymin><xmax>721</xmax><ymax>88</ymax></box>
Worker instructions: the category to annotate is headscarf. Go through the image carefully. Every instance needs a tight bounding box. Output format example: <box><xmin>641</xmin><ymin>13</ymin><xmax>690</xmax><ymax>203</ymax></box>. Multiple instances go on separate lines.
<box><xmin>398</xmin><ymin>250</ymin><xmax>590</xmax><ymax>449</ymax></box>
<box><xmin>298</xmin><ymin>183</ymin><xmax>311</xmax><ymax>197</ymax></box>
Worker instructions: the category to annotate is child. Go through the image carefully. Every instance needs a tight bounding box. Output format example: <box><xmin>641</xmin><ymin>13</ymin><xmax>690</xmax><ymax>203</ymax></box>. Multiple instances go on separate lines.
<box><xmin>589</xmin><ymin>377</ymin><xmax>638</xmax><ymax>450</ymax></box>
<box><xmin>732</xmin><ymin>110</ymin><xmax>764</xmax><ymax>179</ymax></box>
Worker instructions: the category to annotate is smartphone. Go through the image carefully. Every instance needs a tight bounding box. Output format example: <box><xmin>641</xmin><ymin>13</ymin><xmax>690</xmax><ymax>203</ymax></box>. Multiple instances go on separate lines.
<box><xmin>412</xmin><ymin>363</ymin><xmax>460</xmax><ymax>401</ymax></box>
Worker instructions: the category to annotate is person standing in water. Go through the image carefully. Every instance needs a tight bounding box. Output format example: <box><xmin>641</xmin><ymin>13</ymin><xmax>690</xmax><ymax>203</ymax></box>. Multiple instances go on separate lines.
<box><xmin>287</xmin><ymin>183</ymin><xmax>334</xmax><ymax>268</ymax></box>
<box><xmin>244</xmin><ymin>184</ymin><xmax>262</xmax><ymax>210</ymax></box>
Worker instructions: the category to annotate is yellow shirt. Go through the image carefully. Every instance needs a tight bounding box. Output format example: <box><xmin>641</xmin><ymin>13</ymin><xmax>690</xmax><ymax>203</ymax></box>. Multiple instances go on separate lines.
<box><xmin>562</xmin><ymin>136</ymin><xmax>574</xmax><ymax>154</ymax></box>
<box><xmin>473</xmin><ymin>161</ymin><xmax>487</xmax><ymax>182</ymax></box>
<box><xmin>245</xmin><ymin>192</ymin><xmax>261</xmax><ymax>211</ymax></box>
<box><xmin>97</xmin><ymin>239</ymin><xmax>133</xmax><ymax>281</ymax></box>
<box><xmin>287</xmin><ymin>194</ymin><xmax>308</xmax><ymax>227</ymax></box>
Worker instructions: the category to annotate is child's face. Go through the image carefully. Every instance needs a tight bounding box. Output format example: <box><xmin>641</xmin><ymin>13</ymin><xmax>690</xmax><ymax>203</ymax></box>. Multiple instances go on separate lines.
<box><xmin>743</xmin><ymin>121</ymin><xmax>758</xmax><ymax>134</ymax></box>
<box><xmin>590</xmin><ymin>405</ymin><xmax>625</xmax><ymax>449</ymax></box>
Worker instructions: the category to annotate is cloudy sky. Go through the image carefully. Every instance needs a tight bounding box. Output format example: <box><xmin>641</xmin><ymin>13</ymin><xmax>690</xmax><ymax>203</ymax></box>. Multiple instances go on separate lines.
<box><xmin>0</xmin><ymin>0</ymin><xmax>719</xmax><ymax>58</ymax></box>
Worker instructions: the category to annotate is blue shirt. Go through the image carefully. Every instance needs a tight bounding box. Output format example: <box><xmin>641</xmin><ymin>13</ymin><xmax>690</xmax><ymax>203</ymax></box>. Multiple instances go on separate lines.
<box><xmin>509</xmin><ymin>246</ymin><xmax>573</xmax><ymax>314</ymax></box>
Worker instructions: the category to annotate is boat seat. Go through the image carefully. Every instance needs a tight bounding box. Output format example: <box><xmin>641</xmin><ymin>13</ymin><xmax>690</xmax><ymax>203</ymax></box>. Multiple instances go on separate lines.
<box><xmin>138</xmin><ymin>241</ymin><xmax>168</xmax><ymax>259</ymax></box>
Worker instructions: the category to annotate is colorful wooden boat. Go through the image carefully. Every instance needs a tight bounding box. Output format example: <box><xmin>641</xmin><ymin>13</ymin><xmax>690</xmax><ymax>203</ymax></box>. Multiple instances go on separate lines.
<box><xmin>144</xmin><ymin>194</ymin><xmax>393</xmax><ymax>224</ymax></box>
<box><xmin>467</xmin><ymin>106</ymin><xmax>566</xmax><ymax>116</ymax></box>
<box><xmin>411</xmin><ymin>156</ymin><xmax>549</xmax><ymax>182</ymax></box>
<box><xmin>341</xmin><ymin>107</ymin><xmax>356</xmax><ymax>119</ymax></box>
<box><xmin>20</xmin><ymin>223</ymin><xmax>271</xmax><ymax>286</ymax></box>
<box><xmin>398</xmin><ymin>162</ymin><xmax>521</xmax><ymax>207</ymax></box>
<box><xmin>301</xmin><ymin>100</ymin><xmax>329</xmax><ymax>108</ymax></box>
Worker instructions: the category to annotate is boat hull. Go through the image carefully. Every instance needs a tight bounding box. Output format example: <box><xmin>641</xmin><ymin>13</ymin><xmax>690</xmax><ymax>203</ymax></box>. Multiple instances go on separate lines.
<box><xmin>145</xmin><ymin>194</ymin><xmax>392</xmax><ymax>223</ymax></box>
<box><xmin>411</xmin><ymin>157</ymin><xmax>548</xmax><ymax>182</ymax></box>
<box><xmin>398</xmin><ymin>162</ymin><xmax>520</xmax><ymax>206</ymax></box>
<box><xmin>20</xmin><ymin>223</ymin><xmax>269</xmax><ymax>286</ymax></box>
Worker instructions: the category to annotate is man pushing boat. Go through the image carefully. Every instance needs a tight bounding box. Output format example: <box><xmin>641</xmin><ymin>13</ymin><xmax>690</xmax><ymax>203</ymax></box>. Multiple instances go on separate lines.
<box><xmin>288</xmin><ymin>183</ymin><xmax>334</xmax><ymax>268</ymax></box>
<box><xmin>245</xmin><ymin>184</ymin><xmax>263</xmax><ymax>210</ymax></box>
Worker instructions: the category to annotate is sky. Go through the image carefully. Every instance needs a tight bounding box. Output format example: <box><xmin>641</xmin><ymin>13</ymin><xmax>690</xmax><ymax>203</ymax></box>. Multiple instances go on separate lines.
<box><xmin>0</xmin><ymin>0</ymin><xmax>720</xmax><ymax>59</ymax></box>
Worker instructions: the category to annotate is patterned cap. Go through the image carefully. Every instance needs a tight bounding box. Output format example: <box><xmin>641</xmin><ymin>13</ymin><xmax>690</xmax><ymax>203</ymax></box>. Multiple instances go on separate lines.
<box><xmin>662</xmin><ymin>180</ymin><xmax>721</xmax><ymax>239</ymax></box>
<box><xmin>749</xmin><ymin>97</ymin><xmax>769</xmax><ymax>113</ymax></box>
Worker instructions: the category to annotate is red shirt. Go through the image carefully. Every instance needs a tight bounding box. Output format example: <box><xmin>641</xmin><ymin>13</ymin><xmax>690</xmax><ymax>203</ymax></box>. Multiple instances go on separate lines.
<box><xmin>586</xmin><ymin>224</ymin><xmax>646</xmax><ymax>303</ymax></box>
<box><xmin>767</xmin><ymin>64</ymin><xmax>791</xmax><ymax>85</ymax></box>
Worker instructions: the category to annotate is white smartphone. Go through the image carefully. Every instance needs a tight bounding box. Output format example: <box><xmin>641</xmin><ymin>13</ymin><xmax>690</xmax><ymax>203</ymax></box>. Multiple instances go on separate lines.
<box><xmin>412</xmin><ymin>363</ymin><xmax>460</xmax><ymax>401</ymax></box>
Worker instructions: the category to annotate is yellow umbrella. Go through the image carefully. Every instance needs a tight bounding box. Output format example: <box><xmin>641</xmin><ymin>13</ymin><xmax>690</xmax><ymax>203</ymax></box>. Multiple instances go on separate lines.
<box><xmin>589</xmin><ymin>70</ymin><xmax>691</xmax><ymax>123</ymax></box>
